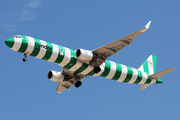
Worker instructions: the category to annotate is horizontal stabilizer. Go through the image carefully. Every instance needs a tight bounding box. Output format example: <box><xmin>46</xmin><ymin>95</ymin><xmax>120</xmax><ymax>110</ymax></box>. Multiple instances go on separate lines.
<box><xmin>148</xmin><ymin>68</ymin><xmax>175</xmax><ymax>79</ymax></box>
<box><xmin>140</xmin><ymin>84</ymin><xmax>150</xmax><ymax>90</ymax></box>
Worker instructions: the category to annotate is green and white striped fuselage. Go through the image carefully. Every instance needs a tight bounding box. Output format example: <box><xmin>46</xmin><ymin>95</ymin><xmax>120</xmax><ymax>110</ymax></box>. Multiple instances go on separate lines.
<box><xmin>6</xmin><ymin>35</ymin><xmax>162</xmax><ymax>85</ymax></box>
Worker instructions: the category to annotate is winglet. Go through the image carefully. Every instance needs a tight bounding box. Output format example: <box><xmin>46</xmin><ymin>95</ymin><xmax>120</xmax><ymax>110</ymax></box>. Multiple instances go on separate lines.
<box><xmin>145</xmin><ymin>21</ymin><xmax>151</xmax><ymax>29</ymax></box>
<box><xmin>139</xmin><ymin>21</ymin><xmax>151</xmax><ymax>32</ymax></box>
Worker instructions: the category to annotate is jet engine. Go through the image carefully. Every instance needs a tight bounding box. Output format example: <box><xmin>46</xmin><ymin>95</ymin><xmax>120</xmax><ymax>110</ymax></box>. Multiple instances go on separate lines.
<box><xmin>76</xmin><ymin>49</ymin><xmax>95</xmax><ymax>63</ymax></box>
<box><xmin>48</xmin><ymin>71</ymin><xmax>64</xmax><ymax>82</ymax></box>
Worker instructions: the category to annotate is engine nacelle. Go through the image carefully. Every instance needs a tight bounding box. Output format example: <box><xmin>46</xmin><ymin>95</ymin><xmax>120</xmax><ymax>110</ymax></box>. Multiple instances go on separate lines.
<box><xmin>48</xmin><ymin>71</ymin><xmax>64</xmax><ymax>82</ymax></box>
<box><xmin>76</xmin><ymin>49</ymin><xmax>94</xmax><ymax>62</ymax></box>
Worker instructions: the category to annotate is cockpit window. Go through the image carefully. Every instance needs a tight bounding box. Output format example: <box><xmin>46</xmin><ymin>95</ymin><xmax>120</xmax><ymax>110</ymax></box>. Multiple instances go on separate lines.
<box><xmin>13</xmin><ymin>35</ymin><xmax>21</xmax><ymax>38</ymax></box>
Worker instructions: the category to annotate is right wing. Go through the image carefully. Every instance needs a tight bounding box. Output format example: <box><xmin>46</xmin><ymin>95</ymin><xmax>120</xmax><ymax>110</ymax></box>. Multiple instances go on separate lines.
<box><xmin>92</xmin><ymin>21</ymin><xmax>151</xmax><ymax>66</ymax></box>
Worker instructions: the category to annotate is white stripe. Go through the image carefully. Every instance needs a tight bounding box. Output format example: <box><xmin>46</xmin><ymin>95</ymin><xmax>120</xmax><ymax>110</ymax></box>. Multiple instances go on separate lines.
<box><xmin>36</xmin><ymin>40</ymin><xmax>47</xmax><ymax>59</ymax></box>
<box><xmin>150</xmin><ymin>79</ymin><xmax>156</xmax><ymax>84</ymax></box>
<box><xmin>105</xmin><ymin>61</ymin><xmax>116</xmax><ymax>79</ymax></box>
<box><xmin>138</xmin><ymin>72</ymin><xmax>148</xmax><ymax>84</ymax></box>
<box><xmin>69</xmin><ymin>60</ymin><xmax>83</xmax><ymax>71</ymax></box>
<box><xmin>128</xmin><ymin>68</ymin><xmax>138</xmax><ymax>83</ymax></box>
<box><xmin>93</xmin><ymin>63</ymin><xmax>105</xmax><ymax>76</ymax></box>
<box><xmin>117</xmin><ymin>64</ymin><xmax>127</xmax><ymax>82</ymax></box>
<box><xmin>147</xmin><ymin>55</ymin><xmax>154</xmax><ymax>75</ymax></box>
<box><xmin>48</xmin><ymin>44</ymin><xmax>59</xmax><ymax>62</ymax></box>
<box><xmin>11</xmin><ymin>38</ymin><xmax>22</xmax><ymax>51</ymax></box>
<box><xmin>138</xmin><ymin>65</ymin><xmax>144</xmax><ymax>72</ymax></box>
<box><xmin>26</xmin><ymin>37</ymin><xmax>35</xmax><ymax>55</ymax></box>
<box><xmin>81</xmin><ymin>65</ymin><xmax>94</xmax><ymax>75</ymax></box>
<box><xmin>59</xmin><ymin>47</ymin><xmax>71</xmax><ymax>67</ymax></box>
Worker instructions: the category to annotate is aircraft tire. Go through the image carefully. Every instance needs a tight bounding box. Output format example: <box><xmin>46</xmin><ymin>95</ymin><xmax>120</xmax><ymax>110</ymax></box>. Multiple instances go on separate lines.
<box><xmin>23</xmin><ymin>58</ymin><xmax>27</xmax><ymax>62</ymax></box>
<box><xmin>75</xmin><ymin>81</ymin><xmax>82</xmax><ymax>88</ymax></box>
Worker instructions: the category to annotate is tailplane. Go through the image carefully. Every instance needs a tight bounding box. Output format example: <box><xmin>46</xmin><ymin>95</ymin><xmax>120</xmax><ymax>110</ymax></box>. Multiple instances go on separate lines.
<box><xmin>138</xmin><ymin>55</ymin><xmax>174</xmax><ymax>90</ymax></box>
<box><xmin>140</xmin><ymin>84</ymin><xmax>150</xmax><ymax>90</ymax></box>
<box><xmin>148</xmin><ymin>68</ymin><xmax>174</xmax><ymax>79</ymax></box>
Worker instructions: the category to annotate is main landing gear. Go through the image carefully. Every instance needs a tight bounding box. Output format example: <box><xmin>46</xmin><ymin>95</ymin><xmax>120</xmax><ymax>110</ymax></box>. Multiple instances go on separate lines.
<box><xmin>23</xmin><ymin>53</ymin><xmax>27</xmax><ymax>62</ymax></box>
<box><xmin>75</xmin><ymin>80</ymin><xmax>82</xmax><ymax>88</ymax></box>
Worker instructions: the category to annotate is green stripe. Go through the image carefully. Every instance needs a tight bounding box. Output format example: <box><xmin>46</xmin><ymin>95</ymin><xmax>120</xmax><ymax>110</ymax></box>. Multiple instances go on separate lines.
<box><xmin>87</xmin><ymin>60</ymin><xmax>111</xmax><ymax>76</ymax></box>
<box><xmin>122</xmin><ymin>66</ymin><xmax>133</xmax><ymax>83</ymax></box>
<box><xmin>112</xmin><ymin>63</ymin><xmax>122</xmax><ymax>80</ymax></box>
<box><xmin>134</xmin><ymin>71</ymin><xmax>143</xmax><ymax>84</ymax></box>
<box><xmin>6</xmin><ymin>38</ymin><xmax>14</xmax><ymax>48</ymax></box>
<box><xmin>70</xmin><ymin>49</ymin><xmax>76</xmax><ymax>58</ymax></box>
<box><xmin>30</xmin><ymin>38</ymin><xmax>40</xmax><ymax>57</ymax></box>
<box><xmin>17</xmin><ymin>38</ymin><xmax>28</xmax><ymax>53</ymax></box>
<box><xmin>75</xmin><ymin>63</ymin><xmax>89</xmax><ymax>73</ymax></box>
<box><xmin>144</xmin><ymin>78</ymin><xmax>151</xmax><ymax>84</ymax></box>
<box><xmin>42</xmin><ymin>42</ymin><xmax>53</xmax><ymax>60</ymax></box>
<box><xmin>156</xmin><ymin>78</ymin><xmax>162</xmax><ymax>84</ymax></box>
<box><xmin>87</xmin><ymin>69</ymin><xmax>95</xmax><ymax>76</ymax></box>
<box><xmin>64</xmin><ymin>58</ymin><xmax>77</xmax><ymax>69</ymax></box>
<box><xmin>100</xmin><ymin>60</ymin><xmax>111</xmax><ymax>77</ymax></box>
<box><xmin>54</xmin><ymin>46</ymin><xmax>65</xmax><ymax>64</ymax></box>
<box><xmin>152</xmin><ymin>55</ymin><xmax>157</xmax><ymax>73</ymax></box>
<box><xmin>63</xmin><ymin>49</ymin><xmax>77</xmax><ymax>69</ymax></box>
<box><xmin>143</xmin><ymin>60</ymin><xmax>149</xmax><ymax>74</ymax></box>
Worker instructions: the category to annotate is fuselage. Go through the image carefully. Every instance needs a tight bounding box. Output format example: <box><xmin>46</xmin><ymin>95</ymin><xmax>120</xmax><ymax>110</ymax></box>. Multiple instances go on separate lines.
<box><xmin>5</xmin><ymin>35</ymin><xmax>162</xmax><ymax>84</ymax></box>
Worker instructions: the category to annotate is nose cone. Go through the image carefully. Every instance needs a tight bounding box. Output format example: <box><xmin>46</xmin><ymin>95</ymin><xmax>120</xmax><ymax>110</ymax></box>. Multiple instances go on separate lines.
<box><xmin>5</xmin><ymin>38</ymin><xmax>14</xmax><ymax>48</ymax></box>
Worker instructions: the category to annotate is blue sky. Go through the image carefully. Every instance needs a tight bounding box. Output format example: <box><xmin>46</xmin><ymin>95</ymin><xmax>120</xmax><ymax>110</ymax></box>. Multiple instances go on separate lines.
<box><xmin>1</xmin><ymin>0</ymin><xmax>179</xmax><ymax>120</ymax></box>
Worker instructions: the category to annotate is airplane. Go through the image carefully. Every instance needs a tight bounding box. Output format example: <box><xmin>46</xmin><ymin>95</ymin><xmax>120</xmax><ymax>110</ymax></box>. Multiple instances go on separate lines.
<box><xmin>5</xmin><ymin>21</ymin><xmax>174</xmax><ymax>93</ymax></box>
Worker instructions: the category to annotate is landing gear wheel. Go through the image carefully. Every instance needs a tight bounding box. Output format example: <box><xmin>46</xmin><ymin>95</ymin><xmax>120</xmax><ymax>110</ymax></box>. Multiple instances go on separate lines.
<box><xmin>94</xmin><ymin>66</ymin><xmax>101</xmax><ymax>73</ymax></box>
<box><xmin>22</xmin><ymin>53</ymin><xmax>27</xmax><ymax>62</ymax></box>
<box><xmin>23</xmin><ymin>58</ymin><xmax>27</xmax><ymax>62</ymax></box>
<box><xmin>75</xmin><ymin>81</ymin><xmax>82</xmax><ymax>88</ymax></box>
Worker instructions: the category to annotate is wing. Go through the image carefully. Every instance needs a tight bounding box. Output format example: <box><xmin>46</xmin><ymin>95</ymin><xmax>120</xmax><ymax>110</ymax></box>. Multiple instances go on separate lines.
<box><xmin>56</xmin><ymin>68</ymin><xmax>87</xmax><ymax>93</ymax></box>
<box><xmin>92</xmin><ymin>21</ymin><xmax>151</xmax><ymax>66</ymax></box>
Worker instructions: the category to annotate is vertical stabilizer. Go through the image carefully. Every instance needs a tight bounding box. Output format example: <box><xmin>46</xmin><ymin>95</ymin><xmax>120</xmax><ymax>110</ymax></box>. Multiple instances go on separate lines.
<box><xmin>138</xmin><ymin>55</ymin><xmax>157</xmax><ymax>75</ymax></box>
<box><xmin>138</xmin><ymin>55</ymin><xmax>157</xmax><ymax>90</ymax></box>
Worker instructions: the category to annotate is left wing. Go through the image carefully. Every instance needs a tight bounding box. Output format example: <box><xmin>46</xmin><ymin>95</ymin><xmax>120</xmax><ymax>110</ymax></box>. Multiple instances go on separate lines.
<box><xmin>92</xmin><ymin>21</ymin><xmax>151</xmax><ymax>66</ymax></box>
<box><xmin>56</xmin><ymin>68</ymin><xmax>86</xmax><ymax>93</ymax></box>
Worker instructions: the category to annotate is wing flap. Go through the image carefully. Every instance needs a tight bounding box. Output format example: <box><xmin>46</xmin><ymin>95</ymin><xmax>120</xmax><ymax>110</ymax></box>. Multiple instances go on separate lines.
<box><xmin>56</xmin><ymin>81</ymin><xmax>74</xmax><ymax>93</ymax></box>
<box><xmin>56</xmin><ymin>82</ymin><xmax>66</xmax><ymax>93</ymax></box>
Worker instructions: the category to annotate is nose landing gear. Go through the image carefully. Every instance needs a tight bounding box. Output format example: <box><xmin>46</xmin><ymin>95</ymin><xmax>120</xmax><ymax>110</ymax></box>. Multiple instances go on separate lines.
<box><xmin>23</xmin><ymin>53</ymin><xmax>27</xmax><ymax>62</ymax></box>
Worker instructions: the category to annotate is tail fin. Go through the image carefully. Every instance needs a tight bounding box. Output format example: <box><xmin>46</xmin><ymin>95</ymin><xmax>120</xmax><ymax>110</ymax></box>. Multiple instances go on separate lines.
<box><xmin>138</xmin><ymin>55</ymin><xmax>174</xmax><ymax>90</ymax></box>
<box><xmin>138</xmin><ymin>55</ymin><xmax>157</xmax><ymax>90</ymax></box>
<box><xmin>138</xmin><ymin>55</ymin><xmax>157</xmax><ymax>75</ymax></box>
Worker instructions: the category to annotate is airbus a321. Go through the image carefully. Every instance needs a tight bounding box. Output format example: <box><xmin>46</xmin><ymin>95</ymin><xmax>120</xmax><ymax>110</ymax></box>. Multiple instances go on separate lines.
<box><xmin>5</xmin><ymin>21</ymin><xmax>174</xmax><ymax>93</ymax></box>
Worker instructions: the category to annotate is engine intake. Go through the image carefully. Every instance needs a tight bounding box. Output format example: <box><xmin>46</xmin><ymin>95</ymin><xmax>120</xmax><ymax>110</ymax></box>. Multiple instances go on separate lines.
<box><xmin>76</xmin><ymin>49</ymin><xmax>94</xmax><ymax>62</ymax></box>
<box><xmin>48</xmin><ymin>71</ymin><xmax>64</xmax><ymax>82</ymax></box>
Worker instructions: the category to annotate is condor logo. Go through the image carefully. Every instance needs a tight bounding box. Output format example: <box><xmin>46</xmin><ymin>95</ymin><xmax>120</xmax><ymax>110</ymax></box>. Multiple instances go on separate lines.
<box><xmin>35</xmin><ymin>43</ymin><xmax>52</xmax><ymax>50</ymax></box>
